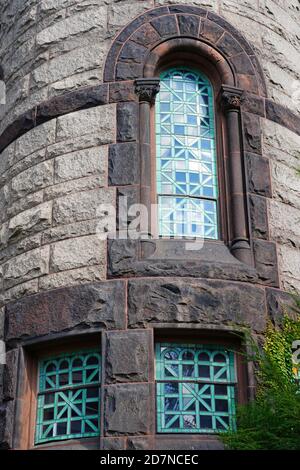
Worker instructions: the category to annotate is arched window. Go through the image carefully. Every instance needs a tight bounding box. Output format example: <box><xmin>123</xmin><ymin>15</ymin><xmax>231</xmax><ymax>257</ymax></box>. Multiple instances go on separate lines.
<box><xmin>155</xmin><ymin>68</ymin><xmax>218</xmax><ymax>240</ymax></box>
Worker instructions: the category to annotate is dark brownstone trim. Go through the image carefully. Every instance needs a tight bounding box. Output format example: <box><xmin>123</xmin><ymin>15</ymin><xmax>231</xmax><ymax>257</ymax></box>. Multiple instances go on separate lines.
<box><xmin>265</xmin><ymin>98</ymin><xmax>300</xmax><ymax>137</ymax></box>
<box><xmin>0</xmin><ymin>84</ymin><xmax>299</xmax><ymax>157</ymax></box>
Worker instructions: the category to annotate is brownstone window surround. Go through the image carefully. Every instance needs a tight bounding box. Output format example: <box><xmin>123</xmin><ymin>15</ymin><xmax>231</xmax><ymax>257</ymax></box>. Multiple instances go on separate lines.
<box><xmin>105</xmin><ymin>6</ymin><xmax>279</xmax><ymax>287</ymax></box>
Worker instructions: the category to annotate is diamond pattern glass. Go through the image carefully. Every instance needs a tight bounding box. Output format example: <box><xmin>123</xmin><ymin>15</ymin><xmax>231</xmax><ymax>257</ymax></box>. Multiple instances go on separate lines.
<box><xmin>156</xmin><ymin>344</ymin><xmax>236</xmax><ymax>433</ymax></box>
<box><xmin>35</xmin><ymin>350</ymin><xmax>101</xmax><ymax>444</ymax></box>
<box><xmin>156</xmin><ymin>68</ymin><xmax>218</xmax><ymax>239</ymax></box>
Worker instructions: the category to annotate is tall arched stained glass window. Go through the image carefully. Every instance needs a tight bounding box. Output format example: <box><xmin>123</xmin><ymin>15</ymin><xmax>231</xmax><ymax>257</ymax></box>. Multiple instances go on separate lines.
<box><xmin>156</xmin><ymin>68</ymin><xmax>218</xmax><ymax>239</ymax></box>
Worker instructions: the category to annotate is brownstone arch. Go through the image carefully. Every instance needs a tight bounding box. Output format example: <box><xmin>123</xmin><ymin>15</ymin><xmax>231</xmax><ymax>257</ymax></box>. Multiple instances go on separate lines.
<box><xmin>104</xmin><ymin>4</ymin><xmax>267</xmax><ymax>97</ymax></box>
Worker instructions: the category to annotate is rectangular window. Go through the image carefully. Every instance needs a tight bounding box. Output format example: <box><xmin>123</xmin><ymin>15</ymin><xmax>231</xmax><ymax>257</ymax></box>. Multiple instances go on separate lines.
<box><xmin>156</xmin><ymin>343</ymin><xmax>236</xmax><ymax>433</ymax></box>
<box><xmin>35</xmin><ymin>350</ymin><xmax>101</xmax><ymax>444</ymax></box>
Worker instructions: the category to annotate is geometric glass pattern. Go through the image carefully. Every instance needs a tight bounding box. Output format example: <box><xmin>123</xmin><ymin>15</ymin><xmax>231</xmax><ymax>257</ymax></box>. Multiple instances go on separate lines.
<box><xmin>156</xmin><ymin>344</ymin><xmax>236</xmax><ymax>433</ymax></box>
<box><xmin>156</xmin><ymin>68</ymin><xmax>218</xmax><ymax>239</ymax></box>
<box><xmin>35</xmin><ymin>350</ymin><xmax>101</xmax><ymax>444</ymax></box>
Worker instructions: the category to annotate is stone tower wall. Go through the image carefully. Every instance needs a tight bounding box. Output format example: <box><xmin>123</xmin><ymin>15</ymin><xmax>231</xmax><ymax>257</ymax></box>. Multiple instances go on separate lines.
<box><xmin>0</xmin><ymin>0</ymin><xmax>299</xmax><ymax>450</ymax></box>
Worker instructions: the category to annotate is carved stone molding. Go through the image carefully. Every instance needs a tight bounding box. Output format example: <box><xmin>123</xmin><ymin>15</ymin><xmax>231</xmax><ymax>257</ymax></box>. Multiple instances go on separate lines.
<box><xmin>134</xmin><ymin>78</ymin><xmax>160</xmax><ymax>103</ymax></box>
<box><xmin>220</xmin><ymin>85</ymin><xmax>244</xmax><ymax>111</ymax></box>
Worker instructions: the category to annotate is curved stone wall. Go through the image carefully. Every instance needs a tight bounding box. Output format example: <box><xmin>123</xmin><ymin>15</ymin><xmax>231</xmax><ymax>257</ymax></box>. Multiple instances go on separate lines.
<box><xmin>0</xmin><ymin>0</ymin><xmax>300</xmax><ymax>451</ymax></box>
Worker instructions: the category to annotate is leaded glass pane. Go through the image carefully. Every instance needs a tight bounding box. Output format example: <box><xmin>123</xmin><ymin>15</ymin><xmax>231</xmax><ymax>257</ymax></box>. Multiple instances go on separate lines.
<box><xmin>35</xmin><ymin>350</ymin><xmax>101</xmax><ymax>444</ymax></box>
<box><xmin>156</xmin><ymin>68</ymin><xmax>218</xmax><ymax>239</ymax></box>
<box><xmin>156</xmin><ymin>343</ymin><xmax>236</xmax><ymax>434</ymax></box>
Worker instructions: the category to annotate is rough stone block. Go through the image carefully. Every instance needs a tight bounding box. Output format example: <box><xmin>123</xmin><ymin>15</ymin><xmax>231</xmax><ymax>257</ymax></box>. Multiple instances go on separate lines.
<box><xmin>104</xmin><ymin>384</ymin><xmax>154</xmax><ymax>436</ymax></box>
<box><xmin>108</xmin><ymin>143</ymin><xmax>139</xmax><ymax>185</ymax></box>
<box><xmin>50</xmin><ymin>235</ymin><xmax>105</xmax><ymax>272</ymax></box>
<box><xmin>117</xmin><ymin>103</ymin><xmax>138</xmax><ymax>142</ymax></box>
<box><xmin>271</xmin><ymin>161</ymin><xmax>300</xmax><ymax>211</ymax></box>
<box><xmin>56</xmin><ymin>104</ymin><xmax>116</xmax><ymax>143</ymax></box>
<box><xmin>5</xmin><ymin>202</ymin><xmax>52</xmax><ymax>245</ymax></box>
<box><xmin>3</xmin><ymin>348</ymin><xmax>19</xmax><ymax>401</ymax></box>
<box><xmin>266</xmin><ymin>288</ymin><xmax>295</xmax><ymax>326</ymax></box>
<box><xmin>253</xmin><ymin>240</ymin><xmax>279</xmax><ymax>287</ymax></box>
<box><xmin>277</xmin><ymin>244</ymin><xmax>300</xmax><ymax>292</ymax></box>
<box><xmin>119</xmin><ymin>41</ymin><xmax>148</xmax><ymax>64</ymax></box>
<box><xmin>246</xmin><ymin>153</ymin><xmax>272</xmax><ymax>197</ymax></box>
<box><xmin>177</xmin><ymin>14</ymin><xmax>200</xmax><ymax>36</ymax></box>
<box><xmin>14</xmin><ymin>120</ymin><xmax>56</xmax><ymax>162</ymax></box>
<box><xmin>11</xmin><ymin>161</ymin><xmax>54</xmax><ymax>200</ymax></box>
<box><xmin>53</xmin><ymin>187</ymin><xmax>115</xmax><ymax>226</ymax></box>
<box><xmin>242</xmin><ymin>113</ymin><xmax>262</xmax><ymax>155</ymax></box>
<box><xmin>249</xmin><ymin>195</ymin><xmax>268</xmax><ymax>239</ymax></box>
<box><xmin>151</xmin><ymin>15</ymin><xmax>179</xmax><ymax>37</ymax></box>
<box><xmin>54</xmin><ymin>146</ymin><xmax>107</xmax><ymax>184</ymax></box>
<box><xmin>2</xmin><ymin>246</ymin><xmax>50</xmax><ymax>289</ymax></box>
<box><xmin>39</xmin><ymin>265</ymin><xmax>106</xmax><ymax>291</ymax></box>
<box><xmin>268</xmin><ymin>200</ymin><xmax>300</xmax><ymax>249</ymax></box>
<box><xmin>105</xmin><ymin>330</ymin><xmax>151</xmax><ymax>384</ymax></box>
<box><xmin>36</xmin><ymin>7</ymin><xmax>107</xmax><ymax>48</ymax></box>
<box><xmin>128</xmin><ymin>278</ymin><xmax>266</xmax><ymax>332</ymax></box>
<box><xmin>5</xmin><ymin>281</ymin><xmax>126</xmax><ymax>342</ymax></box>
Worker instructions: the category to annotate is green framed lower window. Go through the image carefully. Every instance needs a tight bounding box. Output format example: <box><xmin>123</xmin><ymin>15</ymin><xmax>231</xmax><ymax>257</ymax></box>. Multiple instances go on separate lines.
<box><xmin>35</xmin><ymin>350</ymin><xmax>101</xmax><ymax>444</ymax></box>
<box><xmin>156</xmin><ymin>343</ymin><xmax>236</xmax><ymax>433</ymax></box>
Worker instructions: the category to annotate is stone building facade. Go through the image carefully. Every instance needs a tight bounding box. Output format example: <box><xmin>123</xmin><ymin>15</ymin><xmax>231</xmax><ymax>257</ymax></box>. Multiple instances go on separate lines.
<box><xmin>0</xmin><ymin>0</ymin><xmax>299</xmax><ymax>450</ymax></box>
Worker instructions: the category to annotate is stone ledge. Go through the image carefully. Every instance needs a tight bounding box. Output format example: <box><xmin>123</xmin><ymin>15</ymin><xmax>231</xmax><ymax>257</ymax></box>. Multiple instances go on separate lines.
<box><xmin>4</xmin><ymin>281</ymin><xmax>126</xmax><ymax>344</ymax></box>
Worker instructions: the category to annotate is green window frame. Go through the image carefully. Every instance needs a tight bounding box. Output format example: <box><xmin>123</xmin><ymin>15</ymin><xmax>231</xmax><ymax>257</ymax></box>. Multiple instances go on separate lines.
<box><xmin>35</xmin><ymin>350</ymin><xmax>101</xmax><ymax>445</ymax></box>
<box><xmin>156</xmin><ymin>343</ymin><xmax>236</xmax><ymax>434</ymax></box>
<box><xmin>155</xmin><ymin>67</ymin><xmax>218</xmax><ymax>239</ymax></box>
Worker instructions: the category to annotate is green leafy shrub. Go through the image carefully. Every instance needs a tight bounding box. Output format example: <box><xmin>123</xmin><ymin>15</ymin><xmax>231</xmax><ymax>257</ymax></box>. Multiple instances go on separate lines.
<box><xmin>221</xmin><ymin>301</ymin><xmax>300</xmax><ymax>450</ymax></box>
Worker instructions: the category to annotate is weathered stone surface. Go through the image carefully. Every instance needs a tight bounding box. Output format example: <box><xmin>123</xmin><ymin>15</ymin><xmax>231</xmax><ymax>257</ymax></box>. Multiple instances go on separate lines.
<box><xmin>105</xmin><ymin>330</ymin><xmax>151</xmax><ymax>384</ymax></box>
<box><xmin>277</xmin><ymin>244</ymin><xmax>300</xmax><ymax>292</ymax></box>
<box><xmin>0</xmin><ymin>400</ymin><xmax>14</xmax><ymax>449</ymax></box>
<box><xmin>5</xmin><ymin>281</ymin><xmax>126</xmax><ymax>342</ymax></box>
<box><xmin>268</xmin><ymin>200</ymin><xmax>300</xmax><ymax>249</ymax></box>
<box><xmin>249</xmin><ymin>195</ymin><xmax>268</xmax><ymax>239</ymax></box>
<box><xmin>271</xmin><ymin>161</ymin><xmax>300</xmax><ymax>211</ymax></box>
<box><xmin>50</xmin><ymin>235</ymin><xmax>105</xmax><ymax>272</ymax></box>
<box><xmin>56</xmin><ymin>104</ymin><xmax>116</xmax><ymax>142</ymax></box>
<box><xmin>2</xmin><ymin>246</ymin><xmax>50</xmax><ymax>290</ymax></box>
<box><xmin>253</xmin><ymin>240</ymin><xmax>279</xmax><ymax>287</ymax></box>
<box><xmin>117</xmin><ymin>103</ymin><xmax>138</xmax><ymax>142</ymax></box>
<box><xmin>109</xmin><ymin>81</ymin><xmax>136</xmax><ymax>103</ymax></box>
<box><xmin>104</xmin><ymin>384</ymin><xmax>154</xmax><ymax>435</ymax></box>
<box><xmin>14</xmin><ymin>120</ymin><xmax>56</xmax><ymax>162</ymax></box>
<box><xmin>200</xmin><ymin>18</ymin><xmax>224</xmax><ymax>43</ymax></box>
<box><xmin>108</xmin><ymin>239</ymin><xmax>259</xmax><ymax>283</ymax></box>
<box><xmin>11</xmin><ymin>161</ymin><xmax>54</xmax><ymax>200</ymax></box>
<box><xmin>266</xmin><ymin>288</ymin><xmax>295</xmax><ymax>326</ymax></box>
<box><xmin>54</xmin><ymin>146</ymin><xmax>107</xmax><ymax>184</ymax></box>
<box><xmin>119</xmin><ymin>41</ymin><xmax>148</xmax><ymax>64</ymax></box>
<box><xmin>4</xmin><ymin>202</ymin><xmax>52</xmax><ymax>245</ymax></box>
<box><xmin>0</xmin><ymin>143</ymin><xmax>15</xmax><ymax>177</ymax></box>
<box><xmin>42</xmin><ymin>219</ymin><xmax>98</xmax><ymax>245</ymax></box>
<box><xmin>38</xmin><ymin>265</ymin><xmax>106</xmax><ymax>291</ymax></box>
<box><xmin>246</xmin><ymin>153</ymin><xmax>272</xmax><ymax>197</ymax></box>
<box><xmin>151</xmin><ymin>15</ymin><xmax>179</xmax><ymax>37</ymax></box>
<box><xmin>128</xmin><ymin>278</ymin><xmax>266</xmax><ymax>332</ymax></box>
<box><xmin>242</xmin><ymin>112</ymin><xmax>262</xmax><ymax>155</ymax></box>
<box><xmin>217</xmin><ymin>32</ymin><xmax>243</xmax><ymax>57</ymax></box>
<box><xmin>53</xmin><ymin>187</ymin><xmax>115</xmax><ymax>226</ymax></box>
<box><xmin>108</xmin><ymin>143</ymin><xmax>139</xmax><ymax>186</ymax></box>
<box><xmin>36</xmin><ymin>7</ymin><xmax>107</xmax><ymax>48</ymax></box>
<box><xmin>177</xmin><ymin>14</ymin><xmax>200</xmax><ymax>36</ymax></box>
<box><xmin>131</xmin><ymin>23</ymin><xmax>160</xmax><ymax>47</ymax></box>
<box><xmin>0</xmin><ymin>280</ymin><xmax>39</xmax><ymax>308</ymax></box>
<box><xmin>3</xmin><ymin>348</ymin><xmax>19</xmax><ymax>401</ymax></box>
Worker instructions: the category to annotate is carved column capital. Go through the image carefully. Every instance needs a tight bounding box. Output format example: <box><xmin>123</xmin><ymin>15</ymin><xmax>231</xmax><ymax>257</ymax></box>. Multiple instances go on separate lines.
<box><xmin>220</xmin><ymin>85</ymin><xmax>244</xmax><ymax>111</ymax></box>
<box><xmin>135</xmin><ymin>78</ymin><xmax>160</xmax><ymax>104</ymax></box>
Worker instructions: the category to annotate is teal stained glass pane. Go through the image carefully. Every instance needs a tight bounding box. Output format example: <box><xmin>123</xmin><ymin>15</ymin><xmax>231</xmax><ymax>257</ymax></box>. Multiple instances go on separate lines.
<box><xmin>156</xmin><ymin>343</ymin><xmax>236</xmax><ymax>434</ymax></box>
<box><xmin>35</xmin><ymin>350</ymin><xmax>101</xmax><ymax>444</ymax></box>
<box><xmin>156</xmin><ymin>68</ymin><xmax>218</xmax><ymax>239</ymax></box>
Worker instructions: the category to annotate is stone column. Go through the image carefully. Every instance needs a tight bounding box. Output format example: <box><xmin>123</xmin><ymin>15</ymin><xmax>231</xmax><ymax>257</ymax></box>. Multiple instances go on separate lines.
<box><xmin>134</xmin><ymin>78</ymin><xmax>160</xmax><ymax>239</ymax></box>
<box><xmin>221</xmin><ymin>85</ymin><xmax>253</xmax><ymax>266</ymax></box>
